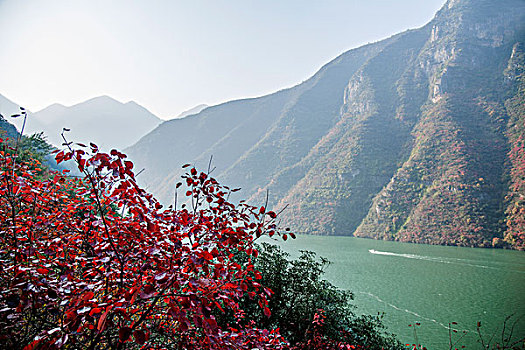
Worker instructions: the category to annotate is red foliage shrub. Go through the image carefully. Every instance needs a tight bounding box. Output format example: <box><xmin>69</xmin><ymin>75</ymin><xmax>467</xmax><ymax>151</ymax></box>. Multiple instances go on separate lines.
<box><xmin>0</xmin><ymin>137</ymin><xmax>288</xmax><ymax>349</ymax></box>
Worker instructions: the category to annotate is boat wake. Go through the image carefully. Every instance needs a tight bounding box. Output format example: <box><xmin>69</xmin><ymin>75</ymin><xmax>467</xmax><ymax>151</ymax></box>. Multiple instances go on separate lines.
<box><xmin>368</xmin><ymin>249</ymin><xmax>524</xmax><ymax>273</ymax></box>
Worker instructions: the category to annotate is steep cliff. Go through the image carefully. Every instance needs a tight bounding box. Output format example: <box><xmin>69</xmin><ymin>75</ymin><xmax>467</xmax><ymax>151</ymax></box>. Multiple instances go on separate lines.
<box><xmin>126</xmin><ymin>0</ymin><xmax>525</xmax><ymax>249</ymax></box>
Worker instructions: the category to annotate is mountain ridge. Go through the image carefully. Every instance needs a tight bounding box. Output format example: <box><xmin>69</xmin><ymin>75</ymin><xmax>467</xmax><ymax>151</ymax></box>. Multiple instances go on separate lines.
<box><xmin>2</xmin><ymin>95</ymin><xmax>162</xmax><ymax>151</ymax></box>
<box><xmin>171</xmin><ymin>104</ymin><xmax>209</xmax><ymax>120</ymax></box>
<box><xmin>17</xmin><ymin>0</ymin><xmax>516</xmax><ymax>250</ymax></box>
<box><xmin>126</xmin><ymin>0</ymin><xmax>524</xmax><ymax>249</ymax></box>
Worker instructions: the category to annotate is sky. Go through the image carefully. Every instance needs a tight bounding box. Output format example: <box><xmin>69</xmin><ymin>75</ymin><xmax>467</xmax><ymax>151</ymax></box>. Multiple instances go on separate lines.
<box><xmin>0</xmin><ymin>0</ymin><xmax>446</xmax><ymax>119</ymax></box>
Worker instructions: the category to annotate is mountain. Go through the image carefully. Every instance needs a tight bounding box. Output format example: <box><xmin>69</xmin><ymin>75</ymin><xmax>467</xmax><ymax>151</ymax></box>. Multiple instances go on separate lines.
<box><xmin>0</xmin><ymin>94</ymin><xmax>23</xmax><ymax>139</ymax></box>
<box><xmin>0</xmin><ymin>94</ymin><xmax>33</xmax><ymax>139</ymax></box>
<box><xmin>0</xmin><ymin>94</ymin><xmax>75</xmax><ymax>173</ymax></box>
<box><xmin>0</xmin><ymin>94</ymin><xmax>24</xmax><ymax>119</ymax></box>
<box><xmin>171</xmin><ymin>104</ymin><xmax>209</xmax><ymax>120</ymax></box>
<box><xmin>25</xmin><ymin>96</ymin><xmax>162</xmax><ymax>150</ymax></box>
<box><xmin>126</xmin><ymin>0</ymin><xmax>525</xmax><ymax>250</ymax></box>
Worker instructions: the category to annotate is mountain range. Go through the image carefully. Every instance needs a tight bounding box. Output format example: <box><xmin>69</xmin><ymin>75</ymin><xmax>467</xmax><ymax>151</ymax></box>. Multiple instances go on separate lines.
<box><xmin>0</xmin><ymin>95</ymin><xmax>161</xmax><ymax>151</ymax></box>
<box><xmin>1</xmin><ymin>0</ymin><xmax>523</xmax><ymax>250</ymax></box>
<box><xmin>125</xmin><ymin>0</ymin><xmax>525</xmax><ymax>250</ymax></box>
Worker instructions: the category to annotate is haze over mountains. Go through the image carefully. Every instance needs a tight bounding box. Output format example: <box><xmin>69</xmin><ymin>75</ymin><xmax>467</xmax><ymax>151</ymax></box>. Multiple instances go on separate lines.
<box><xmin>125</xmin><ymin>0</ymin><xmax>525</xmax><ymax>250</ymax></box>
<box><xmin>0</xmin><ymin>94</ymin><xmax>161</xmax><ymax>150</ymax></box>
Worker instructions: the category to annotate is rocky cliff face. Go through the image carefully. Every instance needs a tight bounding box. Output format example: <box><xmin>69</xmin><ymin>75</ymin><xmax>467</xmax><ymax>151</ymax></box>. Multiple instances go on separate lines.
<box><xmin>127</xmin><ymin>0</ymin><xmax>525</xmax><ymax>249</ymax></box>
<box><xmin>352</xmin><ymin>0</ymin><xmax>525</xmax><ymax>248</ymax></box>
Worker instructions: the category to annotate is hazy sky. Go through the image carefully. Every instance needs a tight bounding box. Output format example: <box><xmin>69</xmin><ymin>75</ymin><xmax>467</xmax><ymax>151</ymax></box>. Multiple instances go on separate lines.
<box><xmin>0</xmin><ymin>0</ymin><xmax>446</xmax><ymax>119</ymax></box>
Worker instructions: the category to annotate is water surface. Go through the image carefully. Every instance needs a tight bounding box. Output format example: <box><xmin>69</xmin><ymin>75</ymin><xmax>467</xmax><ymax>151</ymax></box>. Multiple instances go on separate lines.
<box><xmin>267</xmin><ymin>235</ymin><xmax>525</xmax><ymax>349</ymax></box>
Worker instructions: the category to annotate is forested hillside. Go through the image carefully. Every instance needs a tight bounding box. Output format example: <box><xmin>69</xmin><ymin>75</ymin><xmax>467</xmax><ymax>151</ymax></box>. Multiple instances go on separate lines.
<box><xmin>126</xmin><ymin>0</ymin><xmax>525</xmax><ymax>250</ymax></box>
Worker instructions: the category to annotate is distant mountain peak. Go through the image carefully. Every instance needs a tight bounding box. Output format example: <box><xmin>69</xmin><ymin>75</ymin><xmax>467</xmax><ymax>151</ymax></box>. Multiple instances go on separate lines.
<box><xmin>80</xmin><ymin>95</ymin><xmax>124</xmax><ymax>107</ymax></box>
<box><xmin>37</xmin><ymin>102</ymin><xmax>66</xmax><ymax>113</ymax></box>
<box><xmin>125</xmin><ymin>100</ymin><xmax>140</xmax><ymax>106</ymax></box>
<box><xmin>47</xmin><ymin>102</ymin><xmax>66</xmax><ymax>108</ymax></box>
<box><xmin>25</xmin><ymin>96</ymin><xmax>161</xmax><ymax>150</ymax></box>
<box><xmin>34</xmin><ymin>96</ymin><xmax>122</xmax><ymax>114</ymax></box>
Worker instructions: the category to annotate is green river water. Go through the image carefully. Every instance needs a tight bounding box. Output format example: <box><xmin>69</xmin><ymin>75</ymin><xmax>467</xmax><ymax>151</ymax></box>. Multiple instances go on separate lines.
<box><xmin>268</xmin><ymin>235</ymin><xmax>525</xmax><ymax>349</ymax></box>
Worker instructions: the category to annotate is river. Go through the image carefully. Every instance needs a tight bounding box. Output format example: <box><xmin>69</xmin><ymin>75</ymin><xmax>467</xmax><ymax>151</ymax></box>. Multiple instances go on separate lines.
<box><xmin>267</xmin><ymin>235</ymin><xmax>525</xmax><ymax>349</ymax></box>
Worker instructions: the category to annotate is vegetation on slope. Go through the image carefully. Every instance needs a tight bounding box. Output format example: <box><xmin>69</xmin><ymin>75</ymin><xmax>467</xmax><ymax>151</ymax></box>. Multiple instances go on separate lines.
<box><xmin>122</xmin><ymin>0</ymin><xmax>525</xmax><ymax>249</ymax></box>
<box><xmin>502</xmin><ymin>42</ymin><xmax>525</xmax><ymax>249</ymax></box>
<box><xmin>278</xmin><ymin>0</ymin><xmax>525</xmax><ymax>249</ymax></box>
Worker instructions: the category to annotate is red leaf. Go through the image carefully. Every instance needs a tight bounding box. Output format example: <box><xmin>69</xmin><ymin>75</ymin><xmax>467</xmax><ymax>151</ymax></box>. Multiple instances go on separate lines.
<box><xmin>206</xmin><ymin>318</ymin><xmax>218</xmax><ymax>329</ymax></box>
<box><xmin>179</xmin><ymin>319</ymin><xmax>189</xmax><ymax>332</ymax></box>
<box><xmin>36</xmin><ymin>268</ymin><xmax>49</xmax><ymax>275</ymax></box>
<box><xmin>140</xmin><ymin>284</ymin><xmax>156</xmax><ymax>299</ymax></box>
<box><xmin>22</xmin><ymin>339</ymin><xmax>42</xmax><ymax>350</ymax></box>
<box><xmin>82</xmin><ymin>291</ymin><xmax>94</xmax><ymax>301</ymax></box>
<box><xmin>97</xmin><ymin>309</ymin><xmax>110</xmax><ymax>332</ymax></box>
<box><xmin>201</xmin><ymin>251</ymin><xmax>214</xmax><ymax>260</ymax></box>
<box><xmin>89</xmin><ymin>307</ymin><xmax>102</xmax><ymax>316</ymax></box>
<box><xmin>119</xmin><ymin>327</ymin><xmax>132</xmax><ymax>342</ymax></box>
<box><xmin>263</xmin><ymin>306</ymin><xmax>271</xmax><ymax>317</ymax></box>
<box><xmin>133</xmin><ymin>329</ymin><xmax>147</xmax><ymax>345</ymax></box>
<box><xmin>55</xmin><ymin>151</ymin><xmax>64</xmax><ymax>164</ymax></box>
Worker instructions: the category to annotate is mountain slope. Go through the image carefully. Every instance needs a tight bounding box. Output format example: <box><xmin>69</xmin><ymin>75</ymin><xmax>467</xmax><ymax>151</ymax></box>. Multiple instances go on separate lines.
<box><xmin>127</xmin><ymin>0</ymin><xmax>525</xmax><ymax>250</ymax></box>
<box><xmin>502</xmin><ymin>42</ymin><xmax>525</xmax><ymax>249</ymax></box>
<box><xmin>352</xmin><ymin>0</ymin><xmax>524</xmax><ymax>247</ymax></box>
<box><xmin>26</xmin><ymin>96</ymin><xmax>161</xmax><ymax>150</ymax></box>
<box><xmin>127</xmin><ymin>41</ymin><xmax>386</xmax><ymax>203</ymax></box>
<box><xmin>0</xmin><ymin>94</ymin><xmax>29</xmax><ymax>137</ymax></box>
